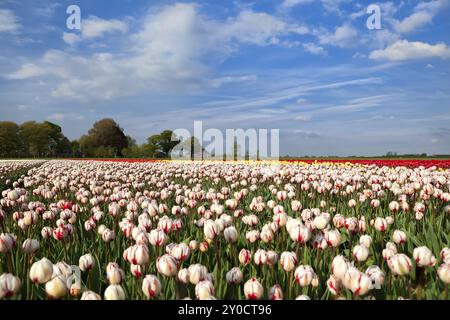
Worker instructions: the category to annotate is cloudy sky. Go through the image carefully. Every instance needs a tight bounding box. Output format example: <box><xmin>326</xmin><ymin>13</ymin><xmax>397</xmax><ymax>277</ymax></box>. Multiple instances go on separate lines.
<box><xmin>1</xmin><ymin>0</ymin><xmax>450</xmax><ymax>156</ymax></box>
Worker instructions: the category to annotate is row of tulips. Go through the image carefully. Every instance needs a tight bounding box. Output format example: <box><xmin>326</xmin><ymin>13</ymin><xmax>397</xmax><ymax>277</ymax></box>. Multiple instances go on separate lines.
<box><xmin>0</xmin><ymin>160</ymin><xmax>449</xmax><ymax>300</ymax></box>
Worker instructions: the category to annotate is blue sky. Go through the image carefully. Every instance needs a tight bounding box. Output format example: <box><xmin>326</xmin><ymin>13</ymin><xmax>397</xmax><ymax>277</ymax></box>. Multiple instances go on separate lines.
<box><xmin>0</xmin><ymin>0</ymin><xmax>449</xmax><ymax>156</ymax></box>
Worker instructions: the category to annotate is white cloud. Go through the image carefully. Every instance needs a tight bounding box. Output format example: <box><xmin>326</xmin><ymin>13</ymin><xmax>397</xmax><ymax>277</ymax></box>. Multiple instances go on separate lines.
<box><xmin>33</xmin><ymin>3</ymin><xmax>61</xmax><ymax>18</ymax></box>
<box><xmin>211</xmin><ymin>75</ymin><xmax>257</xmax><ymax>88</ymax></box>
<box><xmin>303</xmin><ymin>42</ymin><xmax>327</xmax><ymax>56</ymax></box>
<box><xmin>320</xmin><ymin>0</ymin><xmax>351</xmax><ymax>15</ymax></box>
<box><xmin>9</xmin><ymin>3</ymin><xmax>309</xmax><ymax>101</ymax></box>
<box><xmin>62</xmin><ymin>15</ymin><xmax>128</xmax><ymax>45</ymax></box>
<box><xmin>7</xmin><ymin>63</ymin><xmax>44</xmax><ymax>79</ymax></box>
<box><xmin>369</xmin><ymin>40</ymin><xmax>450</xmax><ymax>61</ymax></box>
<box><xmin>81</xmin><ymin>15</ymin><xmax>128</xmax><ymax>39</ymax></box>
<box><xmin>395</xmin><ymin>11</ymin><xmax>433</xmax><ymax>33</ymax></box>
<box><xmin>62</xmin><ymin>32</ymin><xmax>81</xmax><ymax>45</ymax></box>
<box><xmin>223</xmin><ymin>9</ymin><xmax>309</xmax><ymax>45</ymax></box>
<box><xmin>318</xmin><ymin>24</ymin><xmax>358</xmax><ymax>48</ymax></box>
<box><xmin>280</xmin><ymin>0</ymin><xmax>314</xmax><ymax>9</ymax></box>
<box><xmin>0</xmin><ymin>9</ymin><xmax>20</xmax><ymax>33</ymax></box>
<box><xmin>394</xmin><ymin>0</ymin><xmax>448</xmax><ymax>33</ymax></box>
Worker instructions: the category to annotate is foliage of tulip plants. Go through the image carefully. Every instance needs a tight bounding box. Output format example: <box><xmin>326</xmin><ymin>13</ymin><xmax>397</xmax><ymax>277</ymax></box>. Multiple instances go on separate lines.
<box><xmin>0</xmin><ymin>159</ymin><xmax>449</xmax><ymax>300</ymax></box>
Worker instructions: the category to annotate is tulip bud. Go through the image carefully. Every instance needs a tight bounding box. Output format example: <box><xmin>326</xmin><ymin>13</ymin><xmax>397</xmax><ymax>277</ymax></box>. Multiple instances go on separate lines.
<box><xmin>170</xmin><ymin>243</ymin><xmax>190</xmax><ymax>262</ymax></box>
<box><xmin>106</xmin><ymin>263</ymin><xmax>125</xmax><ymax>285</ymax></box>
<box><xmin>188</xmin><ymin>264</ymin><xmax>208</xmax><ymax>285</ymax></box>
<box><xmin>156</xmin><ymin>254</ymin><xmax>178</xmax><ymax>277</ymax></box>
<box><xmin>245</xmin><ymin>230</ymin><xmax>260</xmax><ymax>243</ymax></box>
<box><xmin>223</xmin><ymin>226</ymin><xmax>238</xmax><ymax>243</ymax></box>
<box><xmin>413</xmin><ymin>246</ymin><xmax>437</xmax><ymax>267</ymax></box>
<box><xmin>0</xmin><ymin>273</ymin><xmax>21</xmax><ymax>299</ymax></box>
<box><xmin>203</xmin><ymin>219</ymin><xmax>218</xmax><ymax>240</ymax></box>
<box><xmin>353</xmin><ymin>244</ymin><xmax>369</xmax><ymax>262</ymax></box>
<box><xmin>289</xmin><ymin>224</ymin><xmax>311</xmax><ymax>244</ymax></box>
<box><xmin>332</xmin><ymin>255</ymin><xmax>349</xmax><ymax>280</ymax></box>
<box><xmin>29</xmin><ymin>258</ymin><xmax>53</xmax><ymax>284</ymax></box>
<box><xmin>294</xmin><ymin>265</ymin><xmax>317</xmax><ymax>287</ymax></box>
<box><xmin>348</xmin><ymin>199</ymin><xmax>356</xmax><ymax>208</ymax></box>
<box><xmin>195</xmin><ymin>280</ymin><xmax>215</xmax><ymax>300</ymax></box>
<box><xmin>343</xmin><ymin>268</ymin><xmax>371</xmax><ymax>296</ymax></box>
<box><xmin>45</xmin><ymin>275</ymin><xmax>68</xmax><ymax>299</ymax></box>
<box><xmin>97</xmin><ymin>224</ymin><xmax>107</xmax><ymax>236</ymax></box>
<box><xmin>392</xmin><ymin>230</ymin><xmax>407</xmax><ymax>245</ymax></box>
<box><xmin>280</xmin><ymin>251</ymin><xmax>297</xmax><ymax>272</ymax></box>
<box><xmin>22</xmin><ymin>238</ymin><xmax>39</xmax><ymax>254</ymax></box>
<box><xmin>199</xmin><ymin>241</ymin><xmax>209</xmax><ymax>252</ymax></box>
<box><xmin>326</xmin><ymin>275</ymin><xmax>342</xmax><ymax>296</ymax></box>
<box><xmin>313</xmin><ymin>213</ymin><xmax>329</xmax><ymax>230</ymax></box>
<box><xmin>128</xmin><ymin>244</ymin><xmax>150</xmax><ymax>265</ymax></box>
<box><xmin>359</xmin><ymin>235</ymin><xmax>372</xmax><ymax>248</ymax></box>
<box><xmin>373</xmin><ymin>217</ymin><xmax>388</xmax><ymax>232</ymax></box>
<box><xmin>266</xmin><ymin>250</ymin><xmax>278</xmax><ymax>265</ymax></box>
<box><xmin>148</xmin><ymin>229</ymin><xmax>167</xmax><ymax>247</ymax></box>
<box><xmin>79</xmin><ymin>253</ymin><xmax>95</xmax><ymax>272</ymax></box>
<box><xmin>268</xmin><ymin>284</ymin><xmax>283</xmax><ymax>300</ymax></box>
<box><xmin>324</xmin><ymin>229</ymin><xmax>341</xmax><ymax>247</ymax></box>
<box><xmin>243</xmin><ymin>278</ymin><xmax>264</xmax><ymax>300</ymax></box>
<box><xmin>226</xmin><ymin>267</ymin><xmax>243</xmax><ymax>285</ymax></box>
<box><xmin>142</xmin><ymin>275</ymin><xmax>161</xmax><ymax>298</ymax></box>
<box><xmin>389</xmin><ymin>201</ymin><xmax>400</xmax><ymax>212</ymax></box>
<box><xmin>437</xmin><ymin>263</ymin><xmax>450</xmax><ymax>284</ymax></box>
<box><xmin>189</xmin><ymin>240</ymin><xmax>198</xmax><ymax>251</ymax></box>
<box><xmin>388</xmin><ymin>254</ymin><xmax>412</xmax><ymax>276</ymax></box>
<box><xmin>0</xmin><ymin>233</ymin><xmax>16</xmax><ymax>253</ymax></box>
<box><xmin>291</xmin><ymin>200</ymin><xmax>302</xmax><ymax>212</ymax></box>
<box><xmin>239</xmin><ymin>249</ymin><xmax>252</xmax><ymax>265</ymax></box>
<box><xmin>178</xmin><ymin>268</ymin><xmax>190</xmax><ymax>284</ymax></box>
<box><xmin>41</xmin><ymin>227</ymin><xmax>53</xmax><ymax>239</ymax></box>
<box><xmin>104</xmin><ymin>284</ymin><xmax>125</xmax><ymax>300</ymax></box>
<box><xmin>81</xmin><ymin>290</ymin><xmax>102</xmax><ymax>300</ymax></box>
<box><xmin>130</xmin><ymin>264</ymin><xmax>143</xmax><ymax>278</ymax></box>
<box><xmin>441</xmin><ymin>248</ymin><xmax>450</xmax><ymax>264</ymax></box>
<box><xmin>102</xmin><ymin>229</ymin><xmax>115</xmax><ymax>242</ymax></box>
<box><xmin>254</xmin><ymin>249</ymin><xmax>268</xmax><ymax>266</ymax></box>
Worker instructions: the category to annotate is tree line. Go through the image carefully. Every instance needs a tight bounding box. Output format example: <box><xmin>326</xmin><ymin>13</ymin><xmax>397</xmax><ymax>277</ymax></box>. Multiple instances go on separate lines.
<box><xmin>0</xmin><ymin>119</ymin><xmax>181</xmax><ymax>159</ymax></box>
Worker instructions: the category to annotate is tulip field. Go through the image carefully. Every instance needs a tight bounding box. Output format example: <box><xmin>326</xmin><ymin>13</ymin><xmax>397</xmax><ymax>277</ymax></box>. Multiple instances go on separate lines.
<box><xmin>0</xmin><ymin>159</ymin><xmax>449</xmax><ymax>300</ymax></box>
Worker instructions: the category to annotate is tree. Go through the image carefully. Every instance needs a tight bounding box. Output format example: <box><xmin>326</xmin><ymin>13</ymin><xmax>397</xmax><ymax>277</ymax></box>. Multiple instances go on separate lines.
<box><xmin>146</xmin><ymin>130</ymin><xmax>180</xmax><ymax>158</ymax></box>
<box><xmin>71</xmin><ymin>140</ymin><xmax>82</xmax><ymax>158</ymax></box>
<box><xmin>85</xmin><ymin>119</ymin><xmax>128</xmax><ymax>157</ymax></box>
<box><xmin>0</xmin><ymin>121</ymin><xmax>22</xmax><ymax>157</ymax></box>
<box><xmin>19</xmin><ymin>121</ymin><xmax>52</xmax><ymax>157</ymax></box>
<box><xmin>43</xmin><ymin>121</ymin><xmax>72</xmax><ymax>157</ymax></box>
<box><xmin>18</xmin><ymin>121</ymin><xmax>72</xmax><ymax>158</ymax></box>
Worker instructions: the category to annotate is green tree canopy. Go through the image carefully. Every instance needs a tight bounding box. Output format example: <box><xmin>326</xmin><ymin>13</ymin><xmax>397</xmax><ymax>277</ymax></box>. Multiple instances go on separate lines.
<box><xmin>84</xmin><ymin>118</ymin><xmax>129</xmax><ymax>157</ymax></box>
<box><xmin>0</xmin><ymin>121</ymin><xmax>22</xmax><ymax>157</ymax></box>
<box><xmin>146</xmin><ymin>130</ymin><xmax>180</xmax><ymax>158</ymax></box>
